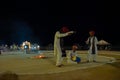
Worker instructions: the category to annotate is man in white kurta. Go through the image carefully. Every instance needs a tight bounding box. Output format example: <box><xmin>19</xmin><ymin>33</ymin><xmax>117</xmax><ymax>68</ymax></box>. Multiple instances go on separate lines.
<box><xmin>86</xmin><ymin>30</ymin><xmax>98</xmax><ymax>62</ymax></box>
<box><xmin>54</xmin><ymin>27</ymin><xmax>74</xmax><ymax>67</ymax></box>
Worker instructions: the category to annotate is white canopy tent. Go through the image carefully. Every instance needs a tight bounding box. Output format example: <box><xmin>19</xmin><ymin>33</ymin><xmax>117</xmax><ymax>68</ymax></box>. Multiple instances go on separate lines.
<box><xmin>97</xmin><ymin>40</ymin><xmax>111</xmax><ymax>50</ymax></box>
<box><xmin>97</xmin><ymin>40</ymin><xmax>110</xmax><ymax>45</ymax></box>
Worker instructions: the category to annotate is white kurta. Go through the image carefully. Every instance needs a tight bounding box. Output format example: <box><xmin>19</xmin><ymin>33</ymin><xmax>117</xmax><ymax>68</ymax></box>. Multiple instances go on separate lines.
<box><xmin>54</xmin><ymin>31</ymin><xmax>74</xmax><ymax>66</ymax></box>
<box><xmin>86</xmin><ymin>36</ymin><xmax>98</xmax><ymax>61</ymax></box>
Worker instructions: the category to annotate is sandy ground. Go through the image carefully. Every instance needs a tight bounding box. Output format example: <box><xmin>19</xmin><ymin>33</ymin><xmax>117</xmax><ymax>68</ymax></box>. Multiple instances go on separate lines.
<box><xmin>0</xmin><ymin>50</ymin><xmax>120</xmax><ymax>80</ymax></box>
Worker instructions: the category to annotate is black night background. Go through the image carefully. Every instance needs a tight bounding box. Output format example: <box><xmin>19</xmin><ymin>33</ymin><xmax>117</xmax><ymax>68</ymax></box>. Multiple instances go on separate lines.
<box><xmin>0</xmin><ymin>1</ymin><xmax>120</xmax><ymax>49</ymax></box>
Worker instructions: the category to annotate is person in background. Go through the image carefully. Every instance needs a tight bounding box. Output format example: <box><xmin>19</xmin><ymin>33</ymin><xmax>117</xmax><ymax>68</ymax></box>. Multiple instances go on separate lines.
<box><xmin>86</xmin><ymin>30</ymin><xmax>98</xmax><ymax>62</ymax></box>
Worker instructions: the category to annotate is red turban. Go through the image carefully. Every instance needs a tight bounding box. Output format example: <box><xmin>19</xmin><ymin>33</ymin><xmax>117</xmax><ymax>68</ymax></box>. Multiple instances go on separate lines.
<box><xmin>72</xmin><ymin>45</ymin><xmax>78</xmax><ymax>50</ymax></box>
<box><xmin>89</xmin><ymin>30</ymin><xmax>95</xmax><ymax>35</ymax></box>
<box><xmin>61</xmin><ymin>27</ymin><xmax>69</xmax><ymax>33</ymax></box>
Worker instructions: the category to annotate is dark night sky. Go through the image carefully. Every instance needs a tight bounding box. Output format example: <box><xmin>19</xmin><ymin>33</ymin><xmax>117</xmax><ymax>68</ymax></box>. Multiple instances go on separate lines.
<box><xmin>0</xmin><ymin>1</ymin><xmax>120</xmax><ymax>46</ymax></box>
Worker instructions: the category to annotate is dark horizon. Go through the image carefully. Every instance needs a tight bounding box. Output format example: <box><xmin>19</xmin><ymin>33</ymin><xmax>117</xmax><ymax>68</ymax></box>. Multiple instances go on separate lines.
<box><xmin>0</xmin><ymin>22</ymin><xmax>119</xmax><ymax>47</ymax></box>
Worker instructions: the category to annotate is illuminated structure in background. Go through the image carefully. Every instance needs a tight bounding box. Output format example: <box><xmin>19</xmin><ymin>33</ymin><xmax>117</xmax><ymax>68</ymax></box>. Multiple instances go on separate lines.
<box><xmin>30</xmin><ymin>44</ymin><xmax>40</xmax><ymax>50</ymax></box>
<box><xmin>21</xmin><ymin>41</ymin><xmax>31</xmax><ymax>50</ymax></box>
<box><xmin>21</xmin><ymin>41</ymin><xmax>31</xmax><ymax>54</ymax></box>
<box><xmin>97</xmin><ymin>39</ymin><xmax>111</xmax><ymax>50</ymax></box>
<box><xmin>21</xmin><ymin>41</ymin><xmax>40</xmax><ymax>51</ymax></box>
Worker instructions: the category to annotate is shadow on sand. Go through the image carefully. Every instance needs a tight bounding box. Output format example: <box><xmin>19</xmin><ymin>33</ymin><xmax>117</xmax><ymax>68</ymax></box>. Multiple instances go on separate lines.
<box><xmin>0</xmin><ymin>71</ymin><xmax>19</xmax><ymax>80</ymax></box>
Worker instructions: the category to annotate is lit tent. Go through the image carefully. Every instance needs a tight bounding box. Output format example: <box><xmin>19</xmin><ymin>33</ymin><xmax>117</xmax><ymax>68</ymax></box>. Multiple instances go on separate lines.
<box><xmin>97</xmin><ymin>39</ymin><xmax>111</xmax><ymax>50</ymax></box>
<box><xmin>97</xmin><ymin>39</ymin><xmax>110</xmax><ymax>45</ymax></box>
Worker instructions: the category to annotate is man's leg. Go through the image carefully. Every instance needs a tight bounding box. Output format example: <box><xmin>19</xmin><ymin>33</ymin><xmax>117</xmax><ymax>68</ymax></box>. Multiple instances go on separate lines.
<box><xmin>93</xmin><ymin>53</ymin><xmax>97</xmax><ymax>62</ymax></box>
<box><xmin>56</xmin><ymin>49</ymin><xmax>63</xmax><ymax>67</ymax></box>
<box><xmin>87</xmin><ymin>50</ymin><xmax>91</xmax><ymax>62</ymax></box>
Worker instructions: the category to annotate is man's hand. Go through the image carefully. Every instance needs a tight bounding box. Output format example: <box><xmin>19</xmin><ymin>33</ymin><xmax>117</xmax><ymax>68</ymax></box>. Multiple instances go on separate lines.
<box><xmin>68</xmin><ymin>31</ymin><xmax>76</xmax><ymax>35</ymax></box>
<box><xmin>67</xmin><ymin>31</ymin><xmax>74</xmax><ymax>35</ymax></box>
<box><xmin>68</xmin><ymin>31</ymin><xmax>75</xmax><ymax>35</ymax></box>
<box><xmin>68</xmin><ymin>31</ymin><xmax>74</xmax><ymax>33</ymax></box>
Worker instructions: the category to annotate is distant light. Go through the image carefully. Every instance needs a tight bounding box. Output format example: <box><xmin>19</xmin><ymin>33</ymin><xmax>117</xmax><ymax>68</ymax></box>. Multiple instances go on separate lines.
<box><xmin>34</xmin><ymin>47</ymin><xmax>36</xmax><ymax>49</ymax></box>
<box><xmin>37</xmin><ymin>45</ymin><xmax>40</xmax><ymax>48</ymax></box>
<box><xmin>23</xmin><ymin>43</ymin><xmax>25</xmax><ymax>46</ymax></box>
<box><xmin>24</xmin><ymin>45</ymin><xmax>29</xmax><ymax>49</ymax></box>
